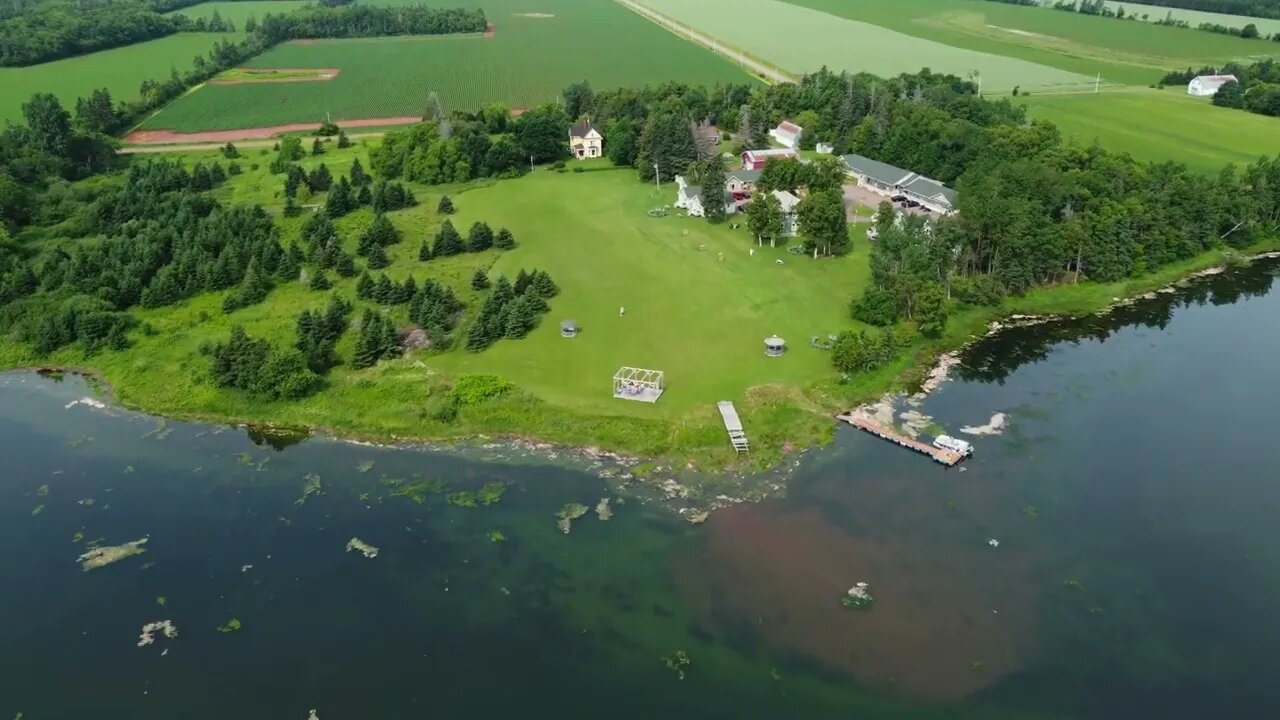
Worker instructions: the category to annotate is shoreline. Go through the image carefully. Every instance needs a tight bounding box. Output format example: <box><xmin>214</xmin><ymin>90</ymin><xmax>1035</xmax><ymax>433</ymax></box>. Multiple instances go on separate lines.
<box><xmin>4</xmin><ymin>244</ymin><xmax>1277</xmax><ymax>511</ymax></box>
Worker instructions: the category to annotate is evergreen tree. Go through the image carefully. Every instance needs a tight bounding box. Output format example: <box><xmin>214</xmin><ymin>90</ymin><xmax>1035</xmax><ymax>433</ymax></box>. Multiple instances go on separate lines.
<box><xmin>504</xmin><ymin>295</ymin><xmax>537</xmax><ymax>339</ymax></box>
<box><xmin>471</xmin><ymin>269</ymin><xmax>490</xmax><ymax>290</ymax></box>
<box><xmin>337</xmin><ymin>130</ymin><xmax>351</xmax><ymax>149</ymax></box>
<box><xmin>356</xmin><ymin>271</ymin><xmax>375</xmax><ymax>299</ymax></box>
<box><xmin>308</xmin><ymin>164</ymin><xmax>332</xmax><ymax>192</ymax></box>
<box><xmin>352</xmin><ymin>311</ymin><xmax>381</xmax><ymax>369</ymax></box>
<box><xmin>326</xmin><ymin>177</ymin><xmax>354</xmax><ymax>218</ymax></box>
<box><xmin>312</xmin><ymin>138</ymin><xmax>325</xmax><ymax>156</ymax></box>
<box><xmin>433</xmin><ymin>220</ymin><xmax>465</xmax><ymax>256</ymax></box>
<box><xmin>530</xmin><ymin>270</ymin><xmax>559</xmax><ymax>298</ymax></box>
<box><xmin>309</xmin><ymin>270</ymin><xmax>332</xmax><ymax>291</ymax></box>
<box><xmin>356</xmin><ymin>184</ymin><xmax>372</xmax><ymax>206</ymax></box>
<box><xmin>437</xmin><ymin>195</ymin><xmax>455</xmax><ymax>214</ymax></box>
<box><xmin>513</xmin><ymin>269</ymin><xmax>532</xmax><ymax>295</ymax></box>
<box><xmin>366</xmin><ymin>242</ymin><xmax>390</xmax><ymax>269</ymax></box>
<box><xmin>418</xmin><ymin>240</ymin><xmax>433</xmax><ymax>261</ymax></box>
<box><xmin>350</xmin><ymin>158</ymin><xmax>369</xmax><ymax>186</ymax></box>
<box><xmin>467</xmin><ymin>221</ymin><xmax>494</xmax><ymax>252</ymax></box>
<box><xmin>374</xmin><ymin>274</ymin><xmax>394</xmax><ymax>304</ymax></box>
<box><xmin>335</xmin><ymin>252</ymin><xmax>356</xmax><ymax>278</ymax></box>
<box><xmin>494</xmin><ymin>227</ymin><xmax>515</xmax><ymax>250</ymax></box>
<box><xmin>701</xmin><ymin>156</ymin><xmax>728</xmax><ymax>223</ymax></box>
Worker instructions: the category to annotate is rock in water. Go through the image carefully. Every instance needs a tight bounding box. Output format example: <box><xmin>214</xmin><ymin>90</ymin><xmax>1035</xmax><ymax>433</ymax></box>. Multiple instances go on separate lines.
<box><xmin>555</xmin><ymin>503</ymin><xmax>589</xmax><ymax>534</ymax></box>
<box><xmin>78</xmin><ymin>537</ymin><xmax>148</xmax><ymax>571</ymax></box>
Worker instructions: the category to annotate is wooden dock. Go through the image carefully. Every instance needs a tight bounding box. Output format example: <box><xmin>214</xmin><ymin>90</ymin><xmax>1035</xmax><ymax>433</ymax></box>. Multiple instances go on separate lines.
<box><xmin>836</xmin><ymin>413</ymin><xmax>967</xmax><ymax>466</ymax></box>
<box><xmin>717</xmin><ymin>401</ymin><xmax>749</xmax><ymax>454</ymax></box>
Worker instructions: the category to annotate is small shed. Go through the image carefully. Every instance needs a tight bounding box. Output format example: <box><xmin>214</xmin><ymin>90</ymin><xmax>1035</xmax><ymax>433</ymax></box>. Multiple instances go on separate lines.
<box><xmin>561</xmin><ymin>320</ymin><xmax>579</xmax><ymax>337</ymax></box>
<box><xmin>764</xmin><ymin>335</ymin><xmax>786</xmax><ymax>357</ymax></box>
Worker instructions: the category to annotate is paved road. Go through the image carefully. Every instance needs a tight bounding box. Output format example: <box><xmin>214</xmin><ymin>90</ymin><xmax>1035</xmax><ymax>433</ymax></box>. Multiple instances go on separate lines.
<box><xmin>615</xmin><ymin>0</ymin><xmax>794</xmax><ymax>85</ymax></box>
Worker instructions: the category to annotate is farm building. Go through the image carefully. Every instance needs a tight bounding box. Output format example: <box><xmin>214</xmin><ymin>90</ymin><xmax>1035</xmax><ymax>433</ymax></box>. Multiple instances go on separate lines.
<box><xmin>1187</xmin><ymin>74</ymin><xmax>1239</xmax><ymax>97</ymax></box>
<box><xmin>841</xmin><ymin>154</ymin><xmax>958</xmax><ymax>215</ymax></box>
<box><xmin>768</xmin><ymin>120</ymin><xmax>803</xmax><ymax>150</ymax></box>
<box><xmin>742</xmin><ymin>148</ymin><xmax>798</xmax><ymax>170</ymax></box>
<box><xmin>569</xmin><ymin>121</ymin><xmax>603</xmax><ymax>159</ymax></box>
<box><xmin>693</xmin><ymin>122</ymin><xmax>721</xmax><ymax>156</ymax></box>
<box><xmin>726</xmin><ymin>167</ymin><xmax>762</xmax><ymax>194</ymax></box>
<box><xmin>772</xmin><ymin>190</ymin><xmax>800</xmax><ymax>237</ymax></box>
<box><xmin>674</xmin><ymin>175</ymin><xmax>739</xmax><ymax>218</ymax></box>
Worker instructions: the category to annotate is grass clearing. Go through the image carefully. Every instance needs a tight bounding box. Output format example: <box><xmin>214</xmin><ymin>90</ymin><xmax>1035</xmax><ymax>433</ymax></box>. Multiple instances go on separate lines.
<box><xmin>1019</xmin><ymin>88</ymin><xmax>1278</xmax><ymax>172</ymax></box>
<box><xmin>165</xmin><ymin>1</ymin><xmax>308</xmax><ymax>26</ymax></box>
<box><xmin>778</xmin><ymin>0</ymin><xmax>1280</xmax><ymax>85</ymax></box>
<box><xmin>142</xmin><ymin>0</ymin><xmax>755</xmax><ymax>132</ymax></box>
<box><xmin>631</xmin><ymin>0</ymin><xmax>1094</xmax><ymax>92</ymax></box>
<box><xmin>0</xmin><ymin>33</ymin><xmax>234</xmax><ymax>125</ymax></box>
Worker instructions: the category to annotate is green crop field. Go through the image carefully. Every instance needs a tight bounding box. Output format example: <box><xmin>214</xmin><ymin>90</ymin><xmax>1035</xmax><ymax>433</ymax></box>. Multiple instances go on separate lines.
<box><xmin>776</xmin><ymin>0</ymin><xmax>1280</xmax><ymax>85</ymax></box>
<box><xmin>1019</xmin><ymin>88</ymin><xmax>1278</xmax><ymax>173</ymax></box>
<box><xmin>165</xmin><ymin>1</ymin><xmax>307</xmax><ymax>26</ymax></box>
<box><xmin>0</xmin><ymin>33</ymin><xmax>236</xmax><ymax>125</ymax></box>
<box><xmin>631</xmin><ymin>0</ymin><xmax>1095</xmax><ymax>92</ymax></box>
<box><xmin>1086</xmin><ymin>0</ymin><xmax>1280</xmax><ymax>36</ymax></box>
<box><xmin>141</xmin><ymin>0</ymin><xmax>756</xmax><ymax>132</ymax></box>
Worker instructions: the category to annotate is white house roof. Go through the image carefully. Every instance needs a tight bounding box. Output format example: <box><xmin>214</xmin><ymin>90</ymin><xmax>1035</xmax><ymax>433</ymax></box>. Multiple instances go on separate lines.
<box><xmin>772</xmin><ymin>190</ymin><xmax>800</xmax><ymax>212</ymax></box>
<box><xmin>744</xmin><ymin>148</ymin><xmax>798</xmax><ymax>163</ymax></box>
<box><xmin>1192</xmin><ymin>74</ymin><xmax>1238</xmax><ymax>84</ymax></box>
<box><xmin>773</xmin><ymin>121</ymin><xmax>802</xmax><ymax>137</ymax></box>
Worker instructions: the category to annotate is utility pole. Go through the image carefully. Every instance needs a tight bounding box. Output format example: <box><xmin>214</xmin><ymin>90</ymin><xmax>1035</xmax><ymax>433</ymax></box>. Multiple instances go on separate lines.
<box><xmin>530</xmin><ymin>155</ymin><xmax>534</xmax><ymax>173</ymax></box>
<box><xmin>654</xmin><ymin>163</ymin><xmax>661</xmax><ymax>192</ymax></box>
<box><xmin>1095</xmin><ymin>73</ymin><xmax>1101</xmax><ymax>93</ymax></box>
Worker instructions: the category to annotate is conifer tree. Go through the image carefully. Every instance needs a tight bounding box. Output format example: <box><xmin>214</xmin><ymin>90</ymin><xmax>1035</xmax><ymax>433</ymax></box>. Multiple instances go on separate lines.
<box><xmin>530</xmin><ymin>270</ymin><xmax>559</xmax><ymax>298</ymax></box>
<box><xmin>312</xmin><ymin>138</ymin><xmax>325</xmax><ymax>156</ymax></box>
<box><xmin>352</xmin><ymin>311</ymin><xmax>380</xmax><ymax>369</ymax></box>
<box><xmin>350</xmin><ymin>158</ymin><xmax>369</xmax><ymax>186</ymax></box>
<box><xmin>309</xmin><ymin>270</ymin><xmax>332</xmax><ymax>291</ymax></box>
<box><xmin>418</xmin><ymin>240</ymin><xmax>433</xmax><ymax>261</ymax></box>
<box><xmin>308</xmin><ymin>164</ymin><xmax>332</xmax><ymax>192</ymax></box>
<box><xmin>433</xmin><ymin>220</ymin><xmax>465</xmax><ymax>256</ymax></box>
<box><xmin>513</xmin><ymin>268</ymin><xmax>532</xmax><ymax>295</ymax></box>
<box><xmin>356</xmin><ymin>271</ymin><xmax>374</xmax><ymax>299</ymax></box>
<box><xmin>335</xmin><ymin>252</ymin><xmax>356</xmax><ymax>278</ymax></box>
<box><xmin>504</xmin><ymin>295</ymin><xmax>537</xmax><ymax>339</ymax></box>
<box><xmin>437</xmin><ymin>195</ymin><xmax>455</xmax><ymax>214</ymax></box>
<box><xmin>374</xmin><ymin>274</ymin><xmax>394</xmax><ymax>304</ymax></box>
<box><xmin>326</xmin><ymin>177</ymin><xmax>354</xmax><ymax>218</ymax></box>
<box><xmin>494</xmin><ymin>227</ymin><xmax>515</xmax><ymax>250</ymax></box>
<box><xmin>471</xmin><ymin>269</ymin><xmax>490</xmax><ymax>290</ymax></box>
<box><xmin>366</xmin><ymin>243</ymin><xmax>390</xmax><ymax>269</ymax></box>
<box><xmin>356</xmin><ymin>184</ymin><xmax>372</xmax><ymax>206</ymax></box>
<box><xmin>467</xmin><ymin>221</ymin><xmax>494</xmax><ymax>252</ymax></box>
<box><xmin>337</xmin><ymin>130</ymin><xmax>351</xmax><ymax>149</ymax></box>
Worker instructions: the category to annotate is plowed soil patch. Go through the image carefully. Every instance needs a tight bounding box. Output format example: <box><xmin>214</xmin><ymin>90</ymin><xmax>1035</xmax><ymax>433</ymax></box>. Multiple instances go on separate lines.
<box><xmin>124</xmin><ymin>116</ymin><xmax>421</xmax><ymax>144</ymax></box>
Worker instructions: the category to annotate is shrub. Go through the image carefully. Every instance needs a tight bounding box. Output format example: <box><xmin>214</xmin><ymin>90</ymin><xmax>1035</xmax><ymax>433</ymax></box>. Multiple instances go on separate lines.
<box><xmin>451</xmin><ymin>374</ymin><xmax>513</xmax><ymax>405</ymax></box>
<box><xmin>951</xmin><ymin>275</ymin><xmax>1005</xmax><ymax>307</ymax></box>
<box><xmin>423</xmin><ymin>393</ymin><xmax>459</xmax><ymax>423</ymax></box>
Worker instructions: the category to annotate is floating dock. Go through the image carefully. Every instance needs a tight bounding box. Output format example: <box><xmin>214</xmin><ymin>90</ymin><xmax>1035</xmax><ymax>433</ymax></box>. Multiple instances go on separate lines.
<box><xmin>836</xmin><ymin>413</ymin><xmax>967</xmax><ymax>466</ymax></box>
<box><xmin>717</xmin><ymin>401</ymin><xmax>749</xmax><ymax>454</ymax></box>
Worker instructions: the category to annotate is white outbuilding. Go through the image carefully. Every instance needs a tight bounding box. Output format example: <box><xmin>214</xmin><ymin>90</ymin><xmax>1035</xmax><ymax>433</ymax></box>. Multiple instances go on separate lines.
<box><xmin>1187</xmin><ymin>74</ymin><xmax>1238</xmax><ymax>97</ymax></box>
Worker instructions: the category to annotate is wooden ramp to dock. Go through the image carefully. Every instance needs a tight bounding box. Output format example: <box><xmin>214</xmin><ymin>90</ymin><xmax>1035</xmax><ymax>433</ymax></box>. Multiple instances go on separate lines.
<box><xmin>717</xmin><ymin>401</ymin><xmax>749</xmax><ymax>454</ymax></box>
<box><xmin>836</xmin><ymin>413</ymin><xmax>966</xmax><ymax>466</ymax></box>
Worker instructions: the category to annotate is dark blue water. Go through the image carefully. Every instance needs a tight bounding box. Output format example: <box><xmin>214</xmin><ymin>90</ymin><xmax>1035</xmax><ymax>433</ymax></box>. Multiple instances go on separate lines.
<box><xmin>3</xmin><ymin>260</ymin><xmax>1279</xmax><ymax>719</ymax></box>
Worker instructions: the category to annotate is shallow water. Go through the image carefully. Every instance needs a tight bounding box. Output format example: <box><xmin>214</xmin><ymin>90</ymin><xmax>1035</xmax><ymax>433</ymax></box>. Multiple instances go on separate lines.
<box><xmin>3</xmin><ymin>260</ymin><xmax>1279</xmax><ymax>719</ymax></box>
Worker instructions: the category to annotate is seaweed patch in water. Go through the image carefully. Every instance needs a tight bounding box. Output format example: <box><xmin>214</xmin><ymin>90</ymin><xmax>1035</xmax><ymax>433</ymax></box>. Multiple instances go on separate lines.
<box><xmin>36</xmin><ymin>484</ymin><xmax>49</xmax><ymax>497</ymax></box>
<box><xmin>447</xmin><ymin>482</ymin><xmax>506</xmax><ymax>508</ymax></box>
<box><xmin>390</xmin><ymin>478</ymin><xmax>446</xmax><ymax>504</ymax></box>
<box><xmin>216</xmin><ymin>618</ymin><xmax>242</xmax><ymax>633</ymax></box>
<box><xmin>31</xmin><ymin>505</ymin><xmax>44</xmax><ymax>516</ymax></box>
<box><xmin>555</xmin><ymin>503</ymin><xmax>589</xmax><ymax>534</ymax></box>
<box><xmin>296</xmin><ymin>474</ymin><xmax>323</xmax><ymax>505</ymax></box>
<box><xmin>357</xmin><ymin>461</ymin><xmax>375</xmax><ymax>473</ymax></box>
<box><xmin>78</xmin><ymin>537</ymin><xmax>148</xmax><ymax>570</ymax></box>
<box><xmin>661</xmin><ymin>650</ymin><xmax>691</xmax><ymax>680</ymax></box>
<box><xmin>346</xmin><ymin>537</ymin><xmax>379</xmax><ymax>558</ymax></box>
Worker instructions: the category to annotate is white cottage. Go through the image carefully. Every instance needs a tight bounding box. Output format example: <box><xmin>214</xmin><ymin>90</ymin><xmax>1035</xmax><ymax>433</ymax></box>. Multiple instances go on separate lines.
<box><xmin>568</xmin><ymin>121</ymin><xmax>603</xmax><ymax>159</ymax></box>
<box><xmin>675</xmin><ymin>175</ymin><xmax>737</xmax><ymax>218</ymax></box>
<box><xmin>772</xmin><ymin>190</ymin><xmax>800</xmax><ymax>237</ymax></box>
<box><xmin>768</xmin><ymin>120</ymin><xmax>803</xmax><ymax>150</ymax></box>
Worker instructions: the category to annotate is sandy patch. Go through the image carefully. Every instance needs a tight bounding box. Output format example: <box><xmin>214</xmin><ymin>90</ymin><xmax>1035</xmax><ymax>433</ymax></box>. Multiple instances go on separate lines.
<box><xmin>514</xmin><ymin>12</ymin><xmax>554</xmax><ymax>17</ymax></box>
<box><xmin>124</xmin><ymin>116</ymin><xmax>421</xmax><ymax>145</ymax></box>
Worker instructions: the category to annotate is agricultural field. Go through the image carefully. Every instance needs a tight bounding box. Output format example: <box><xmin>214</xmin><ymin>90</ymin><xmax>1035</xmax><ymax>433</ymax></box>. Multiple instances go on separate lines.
<box><xmin>165</xmin><ymin>0</ymin><xmax>307</xmax><ymax>26</ymax></box>
<box><xmin>777</xmin><ymin>0</ymin><xmax>1280</xmax><ymax>85</ymax></box>
<box><xmin>1084</xmin><ymin>0</ymin><xmax>1280</xmax><ymax>36</ymax></box>
<box><xmin>1019</xmin><ymin>88</ymin><xmax>1279</xmax><ymax>173</ymax></box>
<box><xmin>0</xmin><ymin>33</ymin><xmax>235</xmax><ymax>125</ymax></box>
<box><xmin>140</xmin><ymin>0</ymin><xmax>756</xmax><ymax>133</ymax></box>
<box><xmin>631</xmin><ymin>0</ymin><xmax>1096</xmax><ymax>92</ymax></box>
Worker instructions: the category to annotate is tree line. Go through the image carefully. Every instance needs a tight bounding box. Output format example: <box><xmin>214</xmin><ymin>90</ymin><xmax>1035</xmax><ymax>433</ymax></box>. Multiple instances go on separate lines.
<box><xmin>465</xmin><ymin>270</ymin><xmax>558</xmax><ymax>351</ymax></box>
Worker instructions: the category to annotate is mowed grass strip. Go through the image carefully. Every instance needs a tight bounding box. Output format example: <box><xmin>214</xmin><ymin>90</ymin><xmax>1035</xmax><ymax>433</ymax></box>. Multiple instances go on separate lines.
<box><xmin>631</xmin><ymin>0</ymin><xmax>1093</xmax><ymax>92</ymax></box>
<box><xmin>779</xmin><ymin>0</ymin><xmax>1280</xmax><ymax>85</ymax></box>
<box><xmin>0</xmin><ymin>33</ymin><xmax>233</xmax><ymax>125</ymax></box>
<box><xmin>1019</xmin><ymin>88</ymin><xmax>1279</xmax><ymax>173</ymax></box>
<box><xmin>142</xmin><ymin>0</ymin><xmax>755</xmax><ymax>132</ymax></box>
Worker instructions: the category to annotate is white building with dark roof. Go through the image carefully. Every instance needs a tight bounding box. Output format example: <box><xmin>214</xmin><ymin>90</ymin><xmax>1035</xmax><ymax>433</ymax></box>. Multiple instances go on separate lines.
<box><xmin>568</xmin><ymin>121</ymin><xmax>602</xmax><ymax>159</ymax></box>
<box><xmin>842</xmin><ymin>153</ymin><xmax>959</xmax><ymax>216</ymax></box>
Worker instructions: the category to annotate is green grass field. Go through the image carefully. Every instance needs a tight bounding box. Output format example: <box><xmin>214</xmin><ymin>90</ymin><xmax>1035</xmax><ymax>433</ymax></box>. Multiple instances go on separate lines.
<box><xmin>0</xmin><ymin>33</ymin><xmax>234</xmax><ymax>125</ymax></box>
<box><xmin>1019</xmin><ymin>88</ymin><xmax>1278</xmax><ymax>173</ymax></box>
<box><xmin>141</xmin><ymin>0</ymin><xmax>756</xmax><ymax>132</ymax></box>
<box><xmin>778</xmin><ymin>0</ymin><xmax>1280</xmax><ymax>85</ymax></box>
<box><xmin>1087</xmin><ymin>0</ymin><xmax>1280</xmax><ymax>36</ymax></box>
<box><xmin>633</xmin><ymin>0</ymin><xmax>1095</xmax><ymax>92</ymax></box>
<box><xmin>165</xmin><ymin>0</ymin><xmax>307</xmax><ymax>26</ymax></box>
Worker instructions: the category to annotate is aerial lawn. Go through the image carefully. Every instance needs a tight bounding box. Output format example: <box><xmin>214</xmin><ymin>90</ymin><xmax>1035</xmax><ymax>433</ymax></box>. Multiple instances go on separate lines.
<box><xmin>777</xmin><ymin>0</ymin><xmax>1280</xmax><ymax>85</ymax></box>
<box><xmin>141</xmin><ymin>0</ymin><xmax>756</xmax><ymax>132</ymax></box>
<box><xmin>1019</xmin><ymin>88</ymin><xmax>1278</xmax><ymax>173</ymax></box>
<box><xmin>631</xmin><ymin>0</ymin><xmax>1094</xmax><ymax>92</ymax></box>
<box><xmin>0</xmin><ymin>33</ymin><xmax>234</xmax><ymax>125</ymax></box>
<box><xmin>428</xmin><ymin>166</ymin><xmax>868</xmax><ymax>415</ymax></box>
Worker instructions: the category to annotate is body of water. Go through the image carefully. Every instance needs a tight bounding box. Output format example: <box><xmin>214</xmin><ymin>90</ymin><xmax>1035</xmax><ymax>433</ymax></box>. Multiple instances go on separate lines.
<box><xmin>3</xmin><ymin>260</ymin><xmax>1279</xmax><ymax>719</ymax></box>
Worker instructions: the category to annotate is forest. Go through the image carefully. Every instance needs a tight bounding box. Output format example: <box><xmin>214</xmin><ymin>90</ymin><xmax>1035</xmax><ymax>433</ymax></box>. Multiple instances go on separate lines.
<box><xmin>1163</xmin><ymin>60</ymin><xmax>1280</xmax><ymax>116</ymax></box>
<box><xmin>1110</xmin><ymin>0</ymin><xmax>1280</xmax><ymax>20</ymax></box>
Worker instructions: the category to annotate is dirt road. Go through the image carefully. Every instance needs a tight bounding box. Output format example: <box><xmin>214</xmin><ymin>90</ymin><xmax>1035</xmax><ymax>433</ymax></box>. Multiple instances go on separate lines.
<box><xmin>614</xmin><ymin>0</ymin><xmax>794</xmax><ymax>85</ymax></box>
<box><xmin>119</xmin><ymin>131</ymin><xmax>390</xmax><ymax>154</ymax></box>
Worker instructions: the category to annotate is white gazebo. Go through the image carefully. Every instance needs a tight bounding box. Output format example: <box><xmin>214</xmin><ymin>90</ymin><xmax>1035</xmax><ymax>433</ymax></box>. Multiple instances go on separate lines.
<box><xmin>613</xmin><ymin>367</ymin><xmax>664</xmax><ymax>403</ymax></box>
<box><xmin>561</xmin><ymin>320</ymin><xmax>579</xmax><ymax>338</ymax></box>
<box><xmin>764</xmin><ymin>335</ymin><xmax>786</xmax><ymax>357</ymax></box>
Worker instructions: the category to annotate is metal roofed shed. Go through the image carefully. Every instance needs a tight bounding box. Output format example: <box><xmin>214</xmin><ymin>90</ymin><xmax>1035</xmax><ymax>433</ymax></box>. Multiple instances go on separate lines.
<box><xmin>764</xmin><ymin>335</ymin><xmax>786</xmax><ymax>357</ymax></box>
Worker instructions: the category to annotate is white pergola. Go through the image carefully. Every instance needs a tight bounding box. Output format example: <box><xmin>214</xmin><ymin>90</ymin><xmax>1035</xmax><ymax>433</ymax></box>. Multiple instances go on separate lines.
<box><xmin>613</xmin><ymin>367</ymin><xmax>664</xmax><ymax>403</ymax></box>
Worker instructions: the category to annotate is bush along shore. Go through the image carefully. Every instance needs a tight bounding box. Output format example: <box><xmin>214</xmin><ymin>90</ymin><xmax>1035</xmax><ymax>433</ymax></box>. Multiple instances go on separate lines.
<box><xmin>4</xmin><ymin>67</ymin><xmax>1280</xmax><ymax>509</ymax></box>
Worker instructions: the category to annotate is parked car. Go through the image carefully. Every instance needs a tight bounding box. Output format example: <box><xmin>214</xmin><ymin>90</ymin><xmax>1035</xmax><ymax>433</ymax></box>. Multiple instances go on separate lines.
<box><xmin>903</xmin><ymin>200</ymin><xmax>921</xmax><ymax>209</ymax></box>
<box><xmin>890</xmin><ymin>194</ymin><xmax>907</xmax><ymax>203</ymax></box>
